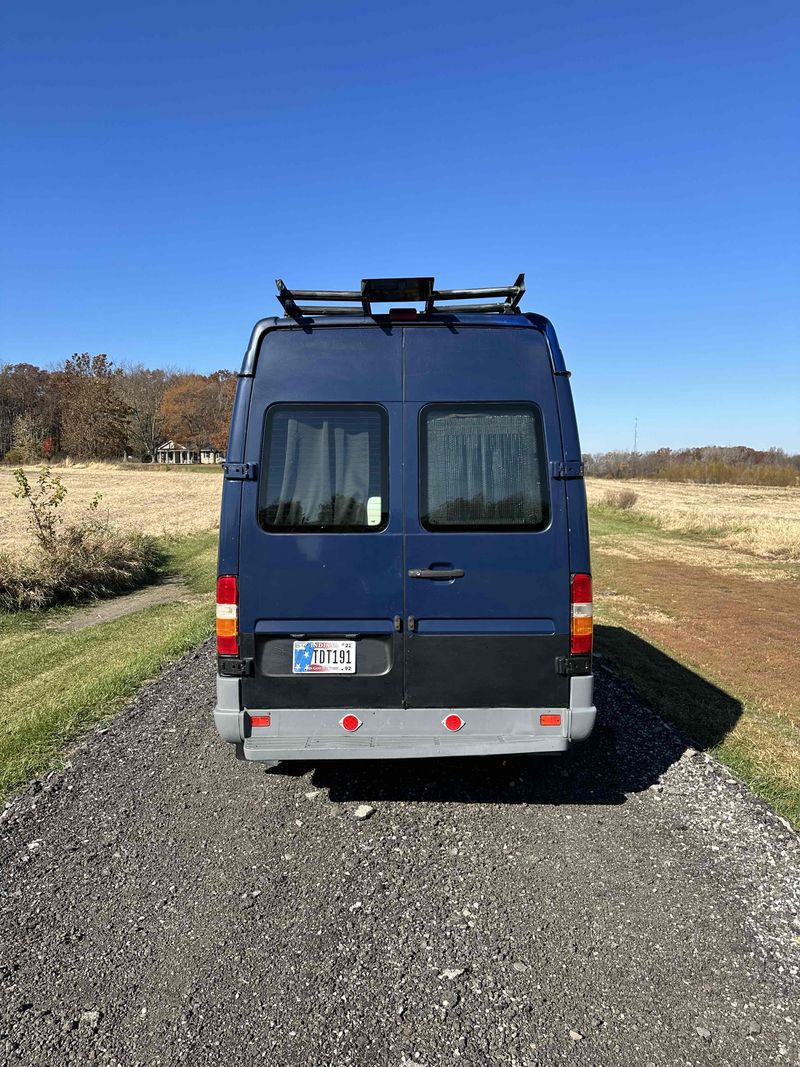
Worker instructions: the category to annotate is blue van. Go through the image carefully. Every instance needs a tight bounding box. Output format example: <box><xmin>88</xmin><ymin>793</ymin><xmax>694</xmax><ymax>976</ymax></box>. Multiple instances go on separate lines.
<box><xmin>214</xmin><ymin>276</ymin><xmax>594</xmax><ymax>761</ymax></box>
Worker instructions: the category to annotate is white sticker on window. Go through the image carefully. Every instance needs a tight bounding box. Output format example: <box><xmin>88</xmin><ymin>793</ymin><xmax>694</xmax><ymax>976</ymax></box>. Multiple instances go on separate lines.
<box><xmin>367</xmin><ymin>496</ymin><xmax>382</xmax><ymax>526</ymax></box>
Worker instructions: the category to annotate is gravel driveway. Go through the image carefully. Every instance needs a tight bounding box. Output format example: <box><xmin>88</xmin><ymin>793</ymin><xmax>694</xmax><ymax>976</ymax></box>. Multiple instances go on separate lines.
<box><xmin>1</xmin><ymin>643</ymin><xmax>798</xmax><ymax>1067</ymax></box>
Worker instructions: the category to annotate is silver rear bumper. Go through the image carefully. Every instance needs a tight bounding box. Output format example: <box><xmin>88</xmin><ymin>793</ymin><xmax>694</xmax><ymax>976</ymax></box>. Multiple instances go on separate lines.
<box><xmin>214</xmin><ymin>675</ymin><xmax>596</xmax><ymax>760</ymax></box>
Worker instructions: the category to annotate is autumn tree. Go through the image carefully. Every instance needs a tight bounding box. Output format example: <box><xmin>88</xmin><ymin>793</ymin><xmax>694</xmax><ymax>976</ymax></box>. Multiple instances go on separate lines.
<box><xmin>158</xmin><ymin>370</ymin><xmax>236</xmax><ymax>452</ymax></box>
<box><xmin>158</xmin><ymin>375</ymin><xmax>211</xmax><ymax>446</ymax></box>
<box><xmin>57</xmin><ymin>353</ymin><xmax>130</xmax><ymax>459</ymax></box>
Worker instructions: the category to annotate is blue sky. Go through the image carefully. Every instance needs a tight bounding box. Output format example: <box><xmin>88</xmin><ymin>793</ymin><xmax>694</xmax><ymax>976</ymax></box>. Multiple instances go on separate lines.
<box><xmin>1</xmin><ymin>0</ymin><xmax>798</xmax><ymax>453</ymax></box>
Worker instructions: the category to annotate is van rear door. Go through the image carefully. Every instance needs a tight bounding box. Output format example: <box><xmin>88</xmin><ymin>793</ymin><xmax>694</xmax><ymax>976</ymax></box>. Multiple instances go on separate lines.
<box><xmin>238</xmin><ymin>326</ymin><xmax>404</xmax><ymax>711</ymax></box>
<box><xmin>403</xmin><ymin>325</ymin><xmax>570</xmax><ymax>709</ymax></box>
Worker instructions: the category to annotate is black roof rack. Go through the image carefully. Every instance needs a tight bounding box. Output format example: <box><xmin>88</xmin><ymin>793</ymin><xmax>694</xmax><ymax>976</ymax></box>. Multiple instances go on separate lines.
<box><xmin>275</xmin><ymin>274</ymin><xmax>525</xmax><ymax>320</ymax></box>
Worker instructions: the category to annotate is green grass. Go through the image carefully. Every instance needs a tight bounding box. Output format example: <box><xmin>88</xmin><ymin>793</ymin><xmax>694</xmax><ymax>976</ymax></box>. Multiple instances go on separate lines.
<box><xmin>0</xmin><ymin>530</ymin><xmax>218</xmax><ymax>800</ymax></box>
<box><xmin>161</xmin><ymin>530</ymin><xmax>219</xmax><ymax>592</ymax></box>
<box><xmin>589</xmin><ymin>504</ymin><xmax>729</xmax><ymax>544</ymax></box>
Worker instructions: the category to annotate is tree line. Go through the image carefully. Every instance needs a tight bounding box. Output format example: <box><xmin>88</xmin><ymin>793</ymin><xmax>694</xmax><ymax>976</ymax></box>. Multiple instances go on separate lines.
<box><xmin>584</xmin><ymin>445</ymin><xmax>800</xmax><ymax>486</ymax></box>
<box><xmin>0</xmin><ymin>356</ymin><xmax>236</xmax><ymax>463</ymax></box>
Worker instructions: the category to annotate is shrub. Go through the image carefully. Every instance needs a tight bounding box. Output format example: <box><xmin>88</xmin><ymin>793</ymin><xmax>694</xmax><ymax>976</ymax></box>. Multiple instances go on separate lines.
<box><xmin>602</xmin><ymin>488</ymin><xmax>638</xmax><ymax>510</ymax></box>
<box><xmin>0</xmin><ymin>467</ymin><xmax>162</xmax><ymax>612</ymax></box>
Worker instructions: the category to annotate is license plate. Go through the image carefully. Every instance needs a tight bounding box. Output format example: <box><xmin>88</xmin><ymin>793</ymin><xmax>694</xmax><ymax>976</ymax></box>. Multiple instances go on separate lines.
<box><xmin>292</xmin><ymin>640</ymin><xmax>356</xmax><ymax>674</ymax></box>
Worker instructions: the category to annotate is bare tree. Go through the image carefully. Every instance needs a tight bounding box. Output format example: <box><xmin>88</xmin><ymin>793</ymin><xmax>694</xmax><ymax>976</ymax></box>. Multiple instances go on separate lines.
<box><xmin>0</xmin><ymin>363</ymin><xmax>60</xmax><ymax>457</ymax></box>
<box><xmin>113</xmin><ymin>363</ymin><xmax>176</xmax><ymax>460</ymax></box>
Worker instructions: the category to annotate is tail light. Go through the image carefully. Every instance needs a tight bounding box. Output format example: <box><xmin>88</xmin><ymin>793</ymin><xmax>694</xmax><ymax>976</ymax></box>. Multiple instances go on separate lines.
<box><xmin>216</xmin><ymin>575</ymin><xmax>239</xmax><ymax>656</ymax></box>
<box><xmin>570</xmin><ymin>573</ymin><xmax>593</xmax><ymax>655</ymax></box>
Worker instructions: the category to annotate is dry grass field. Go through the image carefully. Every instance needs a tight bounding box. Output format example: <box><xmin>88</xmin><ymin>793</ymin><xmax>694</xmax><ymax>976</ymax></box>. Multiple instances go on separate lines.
<box><xmin>0</xmin><ymin>464</ymin><xmax>223</xmax><ymax>554</ymax></box>
<box><xmin>586</xmin><ymin>477</ymin><xmax>800</xmax><ymax>567</ymax></box>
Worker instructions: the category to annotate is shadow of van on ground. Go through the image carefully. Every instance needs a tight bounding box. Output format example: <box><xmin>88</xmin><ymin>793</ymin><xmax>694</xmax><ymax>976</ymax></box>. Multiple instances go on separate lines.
<box><xmin>267</xmin><ymin>626</ymin><xmax>743</xmax><ymax>807</ymax></box>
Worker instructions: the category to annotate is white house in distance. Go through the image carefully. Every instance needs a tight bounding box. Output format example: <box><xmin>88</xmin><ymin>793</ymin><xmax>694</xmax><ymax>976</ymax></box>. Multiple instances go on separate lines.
<box><xmin>154</xmin><ymin>440</ymin><xmax>225</xmax><ymax>465</ymax></box>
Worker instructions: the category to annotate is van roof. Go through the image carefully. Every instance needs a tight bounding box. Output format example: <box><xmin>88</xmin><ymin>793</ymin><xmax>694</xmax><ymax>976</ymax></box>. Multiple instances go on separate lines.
<box><xmin>239</xmin><ymin>275</ymin><xmax>567</xmax><ymax>376</ymax></box>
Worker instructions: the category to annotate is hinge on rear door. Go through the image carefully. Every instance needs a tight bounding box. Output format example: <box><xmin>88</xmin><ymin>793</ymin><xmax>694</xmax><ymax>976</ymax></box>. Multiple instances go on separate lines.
<box><xmin>550</xmin><ymin>460</ymin><xmax>584</xmax><ymax>479</ymax></box>
<box><xmin>223</xmin><ymin>462</ymin><xmax>258</xmax><ymax>481</ymax></box>
<box><xmin>218</xmin><ymin>657</ymin><xmax>253</xmax><ymax>677</ymax></box>
<box><xmin>555</xmin><ymin>655</ymin><xmax>592</xmax><ymax>676</ymax></box>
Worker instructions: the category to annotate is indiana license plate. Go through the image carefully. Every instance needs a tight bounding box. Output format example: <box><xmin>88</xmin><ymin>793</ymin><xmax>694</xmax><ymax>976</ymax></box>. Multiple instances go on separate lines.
<box><xmin>292</xmin><ymin>640</ymin><xmax>356</xmax><ymax>674</ymax></box>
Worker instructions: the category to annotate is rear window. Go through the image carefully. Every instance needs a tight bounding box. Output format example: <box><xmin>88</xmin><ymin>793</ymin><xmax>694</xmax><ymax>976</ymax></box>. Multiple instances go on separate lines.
<box><xmin>420</xmin><ymin>404</ymin><xmax>549</xmax><ymax>531</ymax></box>
<box><xmin>259</xmin><ymin>404</ymin><xmax>388</xmax><ymax>532</ymax></box>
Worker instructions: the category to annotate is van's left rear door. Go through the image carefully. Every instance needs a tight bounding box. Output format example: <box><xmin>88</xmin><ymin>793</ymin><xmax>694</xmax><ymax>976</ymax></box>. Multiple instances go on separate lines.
<box><xmin>238</xmin><ymin>326</ymin><xmax>404</xmax><ymax>710</ymax></box>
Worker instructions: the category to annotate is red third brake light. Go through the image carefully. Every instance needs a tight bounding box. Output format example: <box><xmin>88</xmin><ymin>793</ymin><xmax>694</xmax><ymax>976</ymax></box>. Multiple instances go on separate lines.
<box><xmin>570</xmin><ymin>573</ymin><xmax>593</xmax><ymax>655</ymax></box>
<box><xmin>216</xmin><ymin>575</ymin><xmax>239</xmax><ymax>656</ymax></box>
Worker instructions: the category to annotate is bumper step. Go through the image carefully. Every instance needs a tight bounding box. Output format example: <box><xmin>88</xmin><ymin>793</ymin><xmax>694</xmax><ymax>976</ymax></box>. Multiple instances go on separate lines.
<box><xmin>242</xmin><ymin>733</ymin><xmax>571</xmax><ymax>761</ymax></box>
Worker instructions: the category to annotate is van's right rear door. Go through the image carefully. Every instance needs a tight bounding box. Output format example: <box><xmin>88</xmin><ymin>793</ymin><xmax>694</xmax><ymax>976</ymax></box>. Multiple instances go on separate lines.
<box><xmin>402</xmin><ymin>325</ymin><xmax>571</xmax><ymax>710</ymax></box>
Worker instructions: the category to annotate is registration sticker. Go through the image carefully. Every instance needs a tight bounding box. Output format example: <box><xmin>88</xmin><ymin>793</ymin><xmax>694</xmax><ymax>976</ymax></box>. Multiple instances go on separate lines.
<box><xmin>292</xmin><ymin>640</ymin><xmax>356</xmax><ymax>674</ymax></box>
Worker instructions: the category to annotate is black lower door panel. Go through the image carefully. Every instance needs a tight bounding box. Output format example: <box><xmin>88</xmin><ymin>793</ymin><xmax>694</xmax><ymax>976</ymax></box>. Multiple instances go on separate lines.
<box><xmin>405</xmin><ymin>634</ymin><xmax>569</xmax><ymax>708</ymax></box>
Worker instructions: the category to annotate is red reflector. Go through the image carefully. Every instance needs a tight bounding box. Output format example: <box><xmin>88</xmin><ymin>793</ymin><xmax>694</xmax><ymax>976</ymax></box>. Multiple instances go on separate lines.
<box><xmin>217</xmin><ymin>634</ymin><xmax>239</xmax><ymax>656</ymax></box>
<box><xmin>216</xmin><ymin>575</ymin><xmax>237</xmax><ymax>604</ymax></box>
<box><xmin>340</xmin><ymin>714</ymin><xmax>361</xmax><ymax>732</ymax></box>
<box><xmin>388</xmin><ymin>307</ymin><xmax>418</xmax><ymax>321</ymax></box>
<box><xmin>570</xmin><ymin>632</ymin><xmax>593</xmax><ymax>655</ymax></box>
<box><xmin>540</xmin><ymin>713</ymin><xmax>561</xmax><ymax>727</ymax></box>
<box><xmin>443</xmin><ymin>714</ymin><xmax>464</xmax><ymax>732</ymax></box>
<box><xmin>250</xmin><ymin>714</ymin><xmax>271</xmax><ymax>728</ymax></box>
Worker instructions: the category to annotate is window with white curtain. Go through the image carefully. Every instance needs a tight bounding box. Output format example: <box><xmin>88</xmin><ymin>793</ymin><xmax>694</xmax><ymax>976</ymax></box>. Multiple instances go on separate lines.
<box><xmin>259</xmin><ymin>405</ymin><xmax>388</xmax><ymax>532</ymax></box>
<box><xmin>420</xmin><ymin>404</ymin><xmax>549</xmax><ymax>531</ymax></box>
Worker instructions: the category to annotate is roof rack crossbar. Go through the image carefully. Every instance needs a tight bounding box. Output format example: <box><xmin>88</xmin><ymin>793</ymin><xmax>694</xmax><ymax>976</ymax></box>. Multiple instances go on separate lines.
<box><xmin>275</xmin><ymin>274</ymin><xmax>525</xmax><ymax>320</ymax></box>
<box><xmin>293</xmin><ymin>305</ymin><xmax>364</xmax><ymax>315</ymax></box>
<box><xmin>429</xmin><ymin>302</ymin><xmax>516</xmax><ymax>314</ymax></box>
<box><xmin>288</xmin><ymin>289</ymin><xmax>362</xmax><ymax>301</ymax></box>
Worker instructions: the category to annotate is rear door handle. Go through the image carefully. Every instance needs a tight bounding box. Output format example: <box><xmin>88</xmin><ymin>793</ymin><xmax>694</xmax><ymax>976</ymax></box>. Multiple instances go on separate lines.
<box><xmin>408</xmin><ymin>568</ymin><xmax>465</xmax><ymax>580</ymax></box>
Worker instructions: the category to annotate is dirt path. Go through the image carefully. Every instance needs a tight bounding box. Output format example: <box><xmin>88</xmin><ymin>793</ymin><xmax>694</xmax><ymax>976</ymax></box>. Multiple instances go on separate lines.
<box><xmin>48</xmin><ymin>578</ymin><xmax>193</xmax><ymax>633</ymax></box>
<box><xmin>0</xmin><ymin>644</ymin><xmax>797</xmax><ymax>1067</ymax></box>
<box><xmin>594</xmin><ymin>553</ymin><xmax>800</xmax><ymax>721</ymax></box>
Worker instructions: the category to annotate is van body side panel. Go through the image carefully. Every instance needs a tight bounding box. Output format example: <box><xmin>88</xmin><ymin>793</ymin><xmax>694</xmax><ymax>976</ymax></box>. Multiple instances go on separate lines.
<box><xmin>217</xmin><ymin>376</ymin><xmax>252</xmax><ymax>577</ymax></box>
<box><xmin>539</xmin><ymin>319</ymin><xmax>590</xmax><ymax>574</ymax></box>
<box><xmin>554</xmin><ymin>373</ymin><xmax>591</xmax><ymax>573</ymax></box>
<box><xmin>403</xmin><ymin>327</ymin><xmax>571</xmax><ymax>709</ymax></box>
<box><xmin>238</xmin><ymin>327</ymin><xmax>405</xmax><ymax>711</ymax></box>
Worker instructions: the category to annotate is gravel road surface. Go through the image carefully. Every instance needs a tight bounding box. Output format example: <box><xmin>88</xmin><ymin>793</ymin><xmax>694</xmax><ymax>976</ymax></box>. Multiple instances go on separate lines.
<box><xmin>1</xmin><ymin>643</ymin><xmax>798</xmax><ymax>1067</ymax></box>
